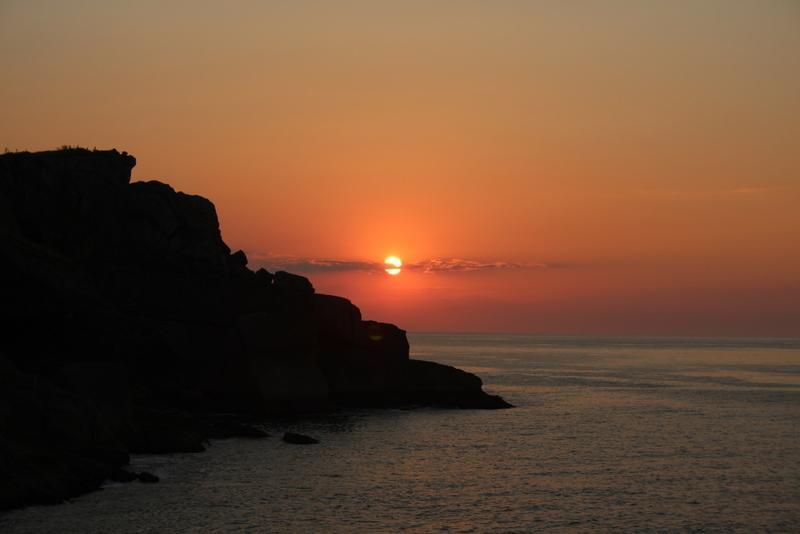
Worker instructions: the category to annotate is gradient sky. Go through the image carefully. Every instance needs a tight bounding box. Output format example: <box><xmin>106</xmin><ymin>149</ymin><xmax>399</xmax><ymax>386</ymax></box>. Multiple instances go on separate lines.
<box><xmin>2</xmin><ymin>1</ymin><xmax>799</xmax><ymax>336</ymax></box>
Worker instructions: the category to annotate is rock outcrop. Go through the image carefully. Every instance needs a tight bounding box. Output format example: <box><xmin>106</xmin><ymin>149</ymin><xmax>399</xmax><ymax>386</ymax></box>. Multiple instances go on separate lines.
<box><xmin>0</xmin><ymin>148</ymin><xmax>510</xmax><ymax>511</ymax></box>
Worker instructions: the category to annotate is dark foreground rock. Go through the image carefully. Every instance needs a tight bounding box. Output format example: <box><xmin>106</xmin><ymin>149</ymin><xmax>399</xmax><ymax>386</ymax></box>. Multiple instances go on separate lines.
<box><xmin>137</xmin><ymin>472</ymin><xmax>159</xmax><ymax>484</ymax></box>
<box><xmin>282</xmin><ymin>432</ymin><xmax>320</xmax><ymax>445</ymax></box>
<box><xmin>0</xmin><ymin>148</ymin><xmax>510</xmax><ymax>511</ymax></box>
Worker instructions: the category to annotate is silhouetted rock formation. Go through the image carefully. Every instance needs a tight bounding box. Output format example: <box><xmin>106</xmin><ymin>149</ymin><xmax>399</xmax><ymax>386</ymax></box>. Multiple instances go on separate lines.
<box><xmin>0</xmin><ymin>148</ymin><xmax>510</xmax><ymax>511</ymax></box>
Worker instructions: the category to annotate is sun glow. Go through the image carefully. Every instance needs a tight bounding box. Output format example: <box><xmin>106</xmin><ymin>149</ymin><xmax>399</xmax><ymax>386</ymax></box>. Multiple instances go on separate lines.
<box><xmin>384</xmin><ymin>256</ymin><xmax>402</xmax><ymax>276</ymax></box>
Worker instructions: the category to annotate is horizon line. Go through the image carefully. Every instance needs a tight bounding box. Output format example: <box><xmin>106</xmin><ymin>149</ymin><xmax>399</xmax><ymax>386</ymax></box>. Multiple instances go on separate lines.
<box><xmin>407</xmin><ymin>331</ymin><xmax>800</xmax><ymax>341</ymax></box>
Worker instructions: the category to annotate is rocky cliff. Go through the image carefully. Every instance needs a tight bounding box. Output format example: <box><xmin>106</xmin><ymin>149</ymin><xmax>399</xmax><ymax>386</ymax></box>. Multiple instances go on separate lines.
<box><xmin>0</xmin><ymin>148</ymin><xmax>510</xmax><ymax>510</ymax></box>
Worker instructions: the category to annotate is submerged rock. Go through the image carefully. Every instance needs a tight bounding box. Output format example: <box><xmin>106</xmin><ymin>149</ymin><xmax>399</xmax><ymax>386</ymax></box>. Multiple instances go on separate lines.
<box><xmin>282</xmin><ymin>432</ymin><xmax>319</xmax><ymax>445</ymax></box>
<box><xmin>207</xmin><ymin>421</ymin><xmax>269</xmax><ymax>440</ymax></box>
<box><xmin>111</xmin><ymin>468</ymin><xmax>139</xmax><ymax>483</ymax></box>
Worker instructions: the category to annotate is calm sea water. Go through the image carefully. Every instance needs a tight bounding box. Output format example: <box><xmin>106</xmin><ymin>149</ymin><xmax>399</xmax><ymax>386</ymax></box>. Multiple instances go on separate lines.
<box><xmin>3</xmin><ymin>334</ymin><xmax>800</xmax><ymax>532</ymax></box>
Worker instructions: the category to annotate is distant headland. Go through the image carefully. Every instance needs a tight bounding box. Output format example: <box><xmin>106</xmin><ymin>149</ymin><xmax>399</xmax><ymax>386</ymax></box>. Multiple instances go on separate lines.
<box><xmin>0</xmin><ymin>148</ymin><xmax>509</xmax><ymax>510</ymax></box>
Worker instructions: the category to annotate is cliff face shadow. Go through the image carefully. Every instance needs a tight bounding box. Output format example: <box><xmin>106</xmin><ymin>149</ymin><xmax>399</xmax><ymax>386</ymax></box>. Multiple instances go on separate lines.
<box><xmin>0</xmin><ymin>148</ymin><xmax>510</xmax><ymax>511</ymax></box>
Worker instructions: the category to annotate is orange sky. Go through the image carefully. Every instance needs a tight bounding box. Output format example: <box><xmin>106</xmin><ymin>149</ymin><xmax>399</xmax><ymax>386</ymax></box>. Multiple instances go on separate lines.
<box><xmin>2</xmin><ymin>1</ymin><xmax>799</xmax><ymax>336</ymax></box>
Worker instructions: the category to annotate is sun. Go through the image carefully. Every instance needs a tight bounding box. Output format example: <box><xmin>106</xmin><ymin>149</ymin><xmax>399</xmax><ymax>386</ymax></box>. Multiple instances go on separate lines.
<box><xmin>384</xmin><ymin>256</ymin><xmax>402</xmax><ymax>276</ymax></box>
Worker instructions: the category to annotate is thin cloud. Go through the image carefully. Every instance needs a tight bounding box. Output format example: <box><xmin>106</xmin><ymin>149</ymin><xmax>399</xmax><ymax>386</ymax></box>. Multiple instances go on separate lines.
<box><xmin>250</xmin><ymin>256</ymin><xmax>382</xmax><ymax>273</ymax></box>
<box><xmin>637</xmin><ymin>186</ymin><xmax>773</xmax><ymax>198</ymax></box>
<box><xmin>248</xmin><ymin>254</ymin><xmax>547</xmax><ymax>274</ymax></box>
<box><xmin>406</xmin><ymin>258</ymin><xmax>545</xmax><ymax>273</ymax></box>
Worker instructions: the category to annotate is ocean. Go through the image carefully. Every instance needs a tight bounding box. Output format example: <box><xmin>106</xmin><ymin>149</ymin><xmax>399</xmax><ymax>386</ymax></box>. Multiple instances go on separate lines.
<box><xmin>3</xmin><ymin>334</ymin><xmax>799</xmax><ymax>532</ymax></box>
